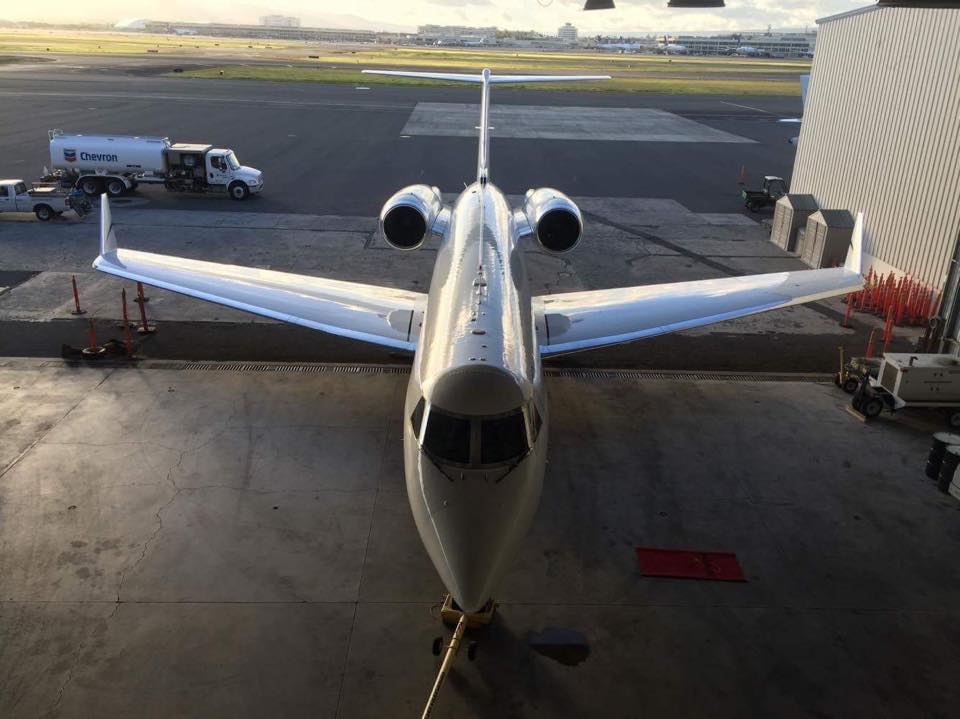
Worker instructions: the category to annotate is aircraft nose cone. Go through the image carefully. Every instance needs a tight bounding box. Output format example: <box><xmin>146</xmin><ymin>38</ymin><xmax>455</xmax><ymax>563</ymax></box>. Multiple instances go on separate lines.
<box><xmin>432</xmin><ymin>508</ymin><xmax>502</xmax><ymax>613</ymax></box>
<box><xmin>446</xmin><ymin>551</ymin><xmax>497</xmax><ymax>613</ymax></box>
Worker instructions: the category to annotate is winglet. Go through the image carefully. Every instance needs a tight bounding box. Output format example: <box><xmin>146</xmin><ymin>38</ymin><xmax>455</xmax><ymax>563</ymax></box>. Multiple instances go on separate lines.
<box><xmin>844</xmin><ymin>211</ymin><xmax>864</xmax><ymax>276</ymax></box>
<box><xmin>100</xmin><ymin>194</ymin><xmax>117</xmax><ymax>256</ymax></box>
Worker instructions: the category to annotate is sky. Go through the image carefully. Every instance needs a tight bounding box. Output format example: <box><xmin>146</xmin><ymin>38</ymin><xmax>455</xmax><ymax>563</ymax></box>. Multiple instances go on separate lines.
<box><xmin>9</xmin><ymin>1</ymin><xmax>870</xmax><ymax>34</ymax></box>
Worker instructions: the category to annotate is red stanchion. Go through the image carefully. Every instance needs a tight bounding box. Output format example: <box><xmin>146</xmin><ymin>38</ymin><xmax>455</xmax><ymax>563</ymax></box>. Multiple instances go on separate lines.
<box><xmin>121</xmin><ymin>288</ymin><xmax>133</xmax><ymax>356</ymax></box>
<box><xmin>136</xmin><ymin>282</ymin><xmax>156</xmax><ymax>335</ymax></box>
<box><xmin>70</xmin><ymin>275</ymin><xmax>86</xmax><ymax>316</ymax></box>
<box><xmin>882</xmin><ymin>307</ymin><xmax>895</xmax><ymax>355</ymax></box>
<box><xmin>134</xmin><ymin>280</ymin><xmax>150</xmax><ymax>304</ymax></box>
<box><xmin>82</xmin><ymin>319</ymin><xmax>105</xmax><ymax>357</ymax></box>
<box><xmin>895</xmin><ymin>279</ymin><xmax>908</xmax><ymax>325</ymax></box>
<box><xmin>736</xmin><ymin>165</ymin><xmax>746</xmax><ymax>185</ymax></box>
<box><xmin>842</xmin><ymin>293</ymin><xmax>854</xmax><ymax>328</ymax></box>
<box><xmin>865</xmin><ymin>328</ymin><xmax>877</xmax><ymax>358</ymax></box>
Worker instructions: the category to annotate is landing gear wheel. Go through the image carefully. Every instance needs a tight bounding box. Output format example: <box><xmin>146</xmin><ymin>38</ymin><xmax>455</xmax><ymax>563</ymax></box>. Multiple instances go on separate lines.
<box><xmin>80</xmin><ymin>178</ymin><xmax>102</xmax><ymax>196</ymax></box>
<box><xmin>861</xmin><ymin>397</ymin><xmax>883</xmax><ymax>419</ymax></box>
<box><xmin>841</xmin><ymin>376</ymin><xmax>860</xmax><ymax>394</ymax></box>
<box><xmin>34</xmin><ymin>204</ymin><xmax>53</xmax><ymax>221</ymax></box>
<box><xmin>431</xmin><ymin>637</ymin><xmax>443</xmax><ymax>656</ymax></box>
<box><xmin>106</xmin><ymin>179</ymin><xmax>125</xmax><ymax>197</ymax></box>
<box><xmin>229</xmin><ymin>182</ymin><xmax>249</xmax><ymax>201</ymax></box>
<box><xmin>466</xmin><ymin>641</ymin><xmax>478</xmax><ymax>661</ymax></box>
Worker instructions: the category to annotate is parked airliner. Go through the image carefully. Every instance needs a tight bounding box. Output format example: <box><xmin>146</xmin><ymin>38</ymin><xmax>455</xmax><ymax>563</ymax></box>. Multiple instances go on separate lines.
<box><xmin>94</xmin><ymin>68</ymin><xmax>864</xmax><ymax>613</ymax></box>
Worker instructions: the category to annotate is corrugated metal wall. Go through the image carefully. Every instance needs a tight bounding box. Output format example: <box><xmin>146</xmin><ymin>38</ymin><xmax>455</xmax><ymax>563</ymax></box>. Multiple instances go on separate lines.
<box><xmin>792</xmin><ymin>6</ymin><xmax>960</xmax><ymax>289</ymax></box>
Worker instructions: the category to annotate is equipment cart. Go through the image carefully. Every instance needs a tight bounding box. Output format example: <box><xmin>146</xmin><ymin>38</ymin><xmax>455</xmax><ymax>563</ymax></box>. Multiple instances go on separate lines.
<box><xmin>851</xmin><ymin>353</ymin><xmax>960</xmax><ymax>427</ymax></box>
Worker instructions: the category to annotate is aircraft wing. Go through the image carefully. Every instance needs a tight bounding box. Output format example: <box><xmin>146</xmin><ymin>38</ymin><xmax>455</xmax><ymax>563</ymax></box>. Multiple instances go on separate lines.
<box><xmin>93</xmin><ymin>197</ymin><xmax>425</xmax><ymax>351</ymax></box>
<box><xmin>534</xmin><ymin>215</ymin><xmax>864</xmax><ymax>356</ymax></box>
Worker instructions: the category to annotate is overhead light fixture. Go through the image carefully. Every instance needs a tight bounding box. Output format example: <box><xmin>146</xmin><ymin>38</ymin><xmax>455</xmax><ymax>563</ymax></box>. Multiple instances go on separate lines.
<box><xmin>668</xmin><ymin>1</ymin><xmax>726</xmax><ymax>6</ymax></box>
<box><xmin>584</xmin><ymin>0</ymin><xmax>725</xmax><ymax>9</ymax></box>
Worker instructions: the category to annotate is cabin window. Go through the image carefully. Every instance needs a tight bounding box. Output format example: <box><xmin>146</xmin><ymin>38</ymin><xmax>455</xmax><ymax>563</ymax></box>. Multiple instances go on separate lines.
<box><xmin>423</xmin><ymin>408</ymin><xmax>471</xmax><ymax>465</ymax></box>
<box><xmin>480</xmin><ymin>410</ymin><xmax>528</xmax><ymax>464</ymax></box>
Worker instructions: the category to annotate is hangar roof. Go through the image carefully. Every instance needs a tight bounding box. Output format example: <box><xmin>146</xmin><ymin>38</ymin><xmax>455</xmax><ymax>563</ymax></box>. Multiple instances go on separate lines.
<box><xmin>820</xmin><ymin>1</ymin><xmax>960</xmax><ymax>25</ymax></box>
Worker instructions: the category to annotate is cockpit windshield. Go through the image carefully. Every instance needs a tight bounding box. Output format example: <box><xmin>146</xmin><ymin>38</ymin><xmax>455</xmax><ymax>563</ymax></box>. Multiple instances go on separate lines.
<box><xmin>481</xmin><ymin>411</ymin><xmax>527</xmax><ymax>464</ymax></box>
<box><xmin>422</xmin><ymin>407</ymin><xmax>471</xmax><ymax>465</ymax></box>
<box><xmin>415</xmin><ymin>402</ymin><xmax>541</xmax><ymax>467</ymax></box>
<box><xmin>226</xmin><ymin>151</ymin><xmax>241</xmax><ymax>171</ymax></box>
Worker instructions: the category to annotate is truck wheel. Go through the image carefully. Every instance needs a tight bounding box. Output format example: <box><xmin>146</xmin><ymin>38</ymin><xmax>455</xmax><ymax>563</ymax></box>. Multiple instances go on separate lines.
<box><xmin>80</xmin><ymin>178</ymin><xmax>102</xmax><ymax>196</ymax></box>
<box><xmin>106</xmin><ymin>179</ymin><xmax>125</xmax><ymax>197</ymax></box>
<box><xmin>841</xmin><ymin>376</ymin><xmax>860</xmax><ymax>394</ymax></box>
<box><xmin>229</xmin><ymin>182</ymin><xmax>249</xmax><ymax>201</ymax></box>
<box><xmin>946</xmin><ymin>409</ymin><xmax>960</xmax><ymax>429</ymax></box>
<box><xmin>34</xmin><ymin>204</ymin><xmax>53</xmax><ymax>221</ymax></box>
<box><xmin>861</xmin><ymin>397</ymin><xmax>884</xmax><ymax>419</ymax></box>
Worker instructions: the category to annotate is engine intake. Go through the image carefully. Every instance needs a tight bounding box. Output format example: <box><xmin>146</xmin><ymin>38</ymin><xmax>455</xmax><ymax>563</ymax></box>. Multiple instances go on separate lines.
<box><xmin>523</xmin><ymin>188</ymin><xmax>582</xmax><ymax>253</ymax></box>
<box><xmin>379</xmin><ymin>185</ymin><xmax>443</xmax><ymax>250</ymax></box>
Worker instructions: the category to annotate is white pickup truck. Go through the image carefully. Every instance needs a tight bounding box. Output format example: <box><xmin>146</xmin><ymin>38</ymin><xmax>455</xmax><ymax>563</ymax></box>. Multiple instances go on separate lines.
<box><xmin>0</xmin><ymin>179</ymin><xmax>91</xmax><ymax>221</ymax></box>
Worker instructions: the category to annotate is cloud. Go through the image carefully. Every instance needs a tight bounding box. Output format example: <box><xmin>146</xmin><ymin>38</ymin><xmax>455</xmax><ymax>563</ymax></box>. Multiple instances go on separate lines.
<box><xmin>7</xmin><ymin>0</ymin><xmax>869</xmax><ymax>33</ymax></box>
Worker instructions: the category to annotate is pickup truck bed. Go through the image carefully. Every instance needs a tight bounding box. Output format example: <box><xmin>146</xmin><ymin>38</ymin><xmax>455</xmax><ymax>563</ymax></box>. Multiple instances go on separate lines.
<box><xmin>0</xmin><ymin>179</ymin><xmax>91</xmax><ymax>220</ymax></box>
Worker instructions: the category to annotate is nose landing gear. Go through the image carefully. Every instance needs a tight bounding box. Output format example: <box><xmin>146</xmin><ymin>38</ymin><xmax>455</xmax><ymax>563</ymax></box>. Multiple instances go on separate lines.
<box><xmin>421</xmin><ymin>594</ymin><xmax>496</xmax><ymax>718</ymax></box>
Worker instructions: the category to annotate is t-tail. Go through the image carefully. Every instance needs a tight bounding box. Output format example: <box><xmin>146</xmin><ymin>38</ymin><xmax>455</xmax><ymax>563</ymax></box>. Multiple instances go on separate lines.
<box><xmin>362</xmin><ymin>68</ymin><xmax>610</xmax><ymax>184</ymax></box>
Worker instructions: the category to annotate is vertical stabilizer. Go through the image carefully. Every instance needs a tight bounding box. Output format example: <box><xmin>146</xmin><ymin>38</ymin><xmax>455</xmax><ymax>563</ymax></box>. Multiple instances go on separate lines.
<box><xmin>477</xmin><ymin>68</ymin><xmax>491</xmax><ymax>184</ymax></box>
<box><xmin>99</xmin><ymin>194</ymin><xmax>117</xmax><ymax>256</ymax></box>
<box><xmin>845</xmin><ymin>211</ymin><xmax>864</xmax><ymax>275</ymax></box>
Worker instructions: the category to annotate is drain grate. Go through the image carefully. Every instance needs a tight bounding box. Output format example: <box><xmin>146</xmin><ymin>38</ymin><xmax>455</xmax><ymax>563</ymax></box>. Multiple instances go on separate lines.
<box><xmin>26</xmin><ymin>358</ymin><xmax>832</xmax><ymax>383</ymax></box>
<box><xmin>179</xmin><ymin>361</ymin><xmax>409</xmax><ymax>375</ymax></box>
<box><xmin>173</xmin><ymin>362</ymin><xmax>829</xmax><ymax>383</ymax></box>
<box><xmin>546</xmin><ymin>368</ymin><xmax>831</xmax><ymax>383</ymax></box>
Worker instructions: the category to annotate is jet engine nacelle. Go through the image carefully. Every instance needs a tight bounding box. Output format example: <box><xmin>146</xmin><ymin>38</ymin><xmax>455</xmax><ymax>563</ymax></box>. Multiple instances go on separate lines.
<box><xmin>523</xmin><ymin>188</ymin><xmax>582</xmax><ymax>254</ymax></box>
<box><xmin>379</xmin><ymin>184</ymin><xmax>444</xmax><ymax>250</ymax></box>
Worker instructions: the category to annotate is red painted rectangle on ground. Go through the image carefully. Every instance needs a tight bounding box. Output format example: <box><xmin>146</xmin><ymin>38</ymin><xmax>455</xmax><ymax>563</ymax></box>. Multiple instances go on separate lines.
<box><xmin>634</xmin><ymin>547</ymin><xmax>746</xmax><ymax>582</ymax></box>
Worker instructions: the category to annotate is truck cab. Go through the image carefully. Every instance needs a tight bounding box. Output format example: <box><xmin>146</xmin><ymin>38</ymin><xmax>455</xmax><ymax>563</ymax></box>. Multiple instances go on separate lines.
<box><xmin>206</xmin><ymin>148</ymin><xmax>262</xmax><ymax>200</ymax></box>
<box><xmin>161</xmin><ymin>144</ymin><xmax>263</xmax><ymax>200</ymax></box>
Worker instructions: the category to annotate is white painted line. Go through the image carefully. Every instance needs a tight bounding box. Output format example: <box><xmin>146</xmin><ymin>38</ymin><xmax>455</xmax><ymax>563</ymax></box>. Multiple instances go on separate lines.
<box><xmin>0</xmin><ymin>90</ymin><xmax>409</xmax><ymax>113</ymax></box>
<box><xmin>355</xmin><ymin>86</ymin><xmax>370</xmax><ymax>90</ymax></box>
<box><xmin>403</xmin><ymin>104</ymin><xmax>755</xmax><ymax>143</ymax></box>
<box><xmin>719</xmin><ymin>100</ymin><xmax>774</xmax><ymax>115</ymax></box>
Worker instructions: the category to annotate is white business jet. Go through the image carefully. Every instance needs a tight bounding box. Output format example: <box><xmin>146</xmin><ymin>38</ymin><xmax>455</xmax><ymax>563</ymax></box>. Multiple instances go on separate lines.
<box><xmin>95</xmin><ymin>68</ymin><xmax>863</xmax><ymax>614</ymax></box>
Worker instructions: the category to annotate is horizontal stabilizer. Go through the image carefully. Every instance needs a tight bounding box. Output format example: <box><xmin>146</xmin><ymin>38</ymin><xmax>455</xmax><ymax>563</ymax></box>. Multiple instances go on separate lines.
<box><xmin>362</xmin><ymin>70</ymin><xmax>610</xmax><ymax>84</ymax></box>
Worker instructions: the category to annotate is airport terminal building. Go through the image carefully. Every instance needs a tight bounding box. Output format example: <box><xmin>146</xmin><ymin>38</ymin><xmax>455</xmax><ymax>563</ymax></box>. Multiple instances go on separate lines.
<box><xmin>788</xmin><ymin>2</ymin><xmax>960</xmax><ymax>339</ymax></box>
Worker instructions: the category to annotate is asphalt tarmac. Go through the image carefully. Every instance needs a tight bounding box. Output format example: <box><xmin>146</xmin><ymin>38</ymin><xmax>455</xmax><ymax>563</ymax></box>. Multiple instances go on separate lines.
<box><xmin>0</xmin><ymin>54</ymin><xmax>802</xmax><ymax>216</ymax></box>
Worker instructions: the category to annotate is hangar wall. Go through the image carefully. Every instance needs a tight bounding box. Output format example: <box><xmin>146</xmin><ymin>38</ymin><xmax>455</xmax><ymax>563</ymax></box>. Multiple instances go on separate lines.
<box><xmin>791</xmin><ymin>5</ymin><xmax>960</xmax><ymax>289</ymax></box>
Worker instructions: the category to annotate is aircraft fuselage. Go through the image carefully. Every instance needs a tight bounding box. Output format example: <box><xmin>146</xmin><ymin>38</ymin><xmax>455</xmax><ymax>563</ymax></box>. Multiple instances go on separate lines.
<box><xmin>403</xmin><ymin>181</ymin><xmax>548</xmax><ymax>612</ymax></box>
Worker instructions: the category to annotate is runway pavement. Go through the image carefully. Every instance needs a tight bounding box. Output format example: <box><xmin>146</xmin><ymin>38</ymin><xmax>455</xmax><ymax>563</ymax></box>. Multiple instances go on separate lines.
<box><xmin>0</xmin><ymin>56</ymin><xmax>801</xmax><ymax>216</ymax></box>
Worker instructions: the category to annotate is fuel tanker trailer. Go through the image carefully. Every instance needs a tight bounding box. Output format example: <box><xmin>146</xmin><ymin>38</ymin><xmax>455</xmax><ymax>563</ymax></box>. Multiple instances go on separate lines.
<box><xmin>48</xmin><ymin>130</ymin><xmax>264</xmax><ymax>200</ymax></box>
